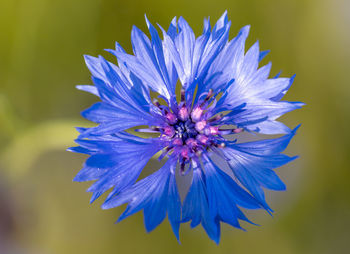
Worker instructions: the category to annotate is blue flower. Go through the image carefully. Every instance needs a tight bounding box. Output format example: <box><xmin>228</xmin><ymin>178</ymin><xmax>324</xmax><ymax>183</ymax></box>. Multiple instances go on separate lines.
<box><xmin>70</xmin><ymin>11</ymin><xmax>303</xmax><ymax>244</ymax></box>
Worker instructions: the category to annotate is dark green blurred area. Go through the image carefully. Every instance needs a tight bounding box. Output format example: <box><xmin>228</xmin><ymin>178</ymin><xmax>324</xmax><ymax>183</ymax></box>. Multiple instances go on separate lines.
<box><xmin>0</xmin><ymin>0</ymin><xmax>349</xmax><ymax>253</ymax></box>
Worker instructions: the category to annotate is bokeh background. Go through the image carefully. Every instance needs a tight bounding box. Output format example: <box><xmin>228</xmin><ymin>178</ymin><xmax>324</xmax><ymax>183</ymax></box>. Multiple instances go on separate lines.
<box><xmin>1</xmin><ymin>0</ymin><xmax>349</xmax><ymax>253</ymax></box>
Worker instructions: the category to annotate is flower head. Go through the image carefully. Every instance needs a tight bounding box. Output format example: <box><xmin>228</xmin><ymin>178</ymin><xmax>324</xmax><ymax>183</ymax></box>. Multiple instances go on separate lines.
<box><xmin>70</xmin><ymin>11</ymin><xmax>303</xmax><ymax>244</ymax></box>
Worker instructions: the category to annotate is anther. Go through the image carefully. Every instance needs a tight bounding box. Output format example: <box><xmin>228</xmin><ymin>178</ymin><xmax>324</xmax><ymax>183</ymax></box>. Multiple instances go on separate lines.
<box><xmin>151</xmin><ymin>127</ymin><xmax>161</xmax><ymax>132</ymax></box>
<box><xmin>165</xmin><ymin>112</ymin><xmax>177</xmax><ymax>124</ymax></box>
<box><xmin>200</xmin><ymin>89</ymin><xmax>214</xmax><ymax>107</ymax></box>
<box><xmin>172</xmin><ymin>138</ymin><xmax>183</xmax><ymax>146</ymax></box>
<box><xmin>163</xmin><ymin>126</ymin><xmax>175</xmax><ymax>137</ymax></box>
<box><xmin>185</xmin><ymin>138</ymin><xmax>197</xmax><ymax>149</ymax></box>
<box><xmin>213</xmin><ymin>142</ymin><xmax>226</xmax><ymax>148</ymax></box>
<box><xmin>180</xmin><ymin>162</ymin><xmax>186</xmax><ymax>175</ymax></box>
<box><xmin>197</xmin><ymin>134</ymin><xmax>209</xmax><ymax>144</ymax></box>
<box><xmin>180</xmin><ymin>89</ymin><xmax>186</xmax><ymax>103</ymax></box>
<box><xmin>195</xmin><ymin>150</ymin><xmax>203</xmax><ymax>157</ymax></box>
<box><xmin>195</xmin><ymin>120</ymin><xmax>207</xmax><ymax>132</ymax></box>
<box><xmin>134</xmin><ymin>128</ymin><xmax>159</xmax><ymax>133</ymax></box>
<box><xmin>206</xmin><ymin>89</ymin><xmax>214</xmax><ymax>100</ymax></box>
<box><xmin>208</xmin><ymin>113</ymin><xmax>224</xmax><ymax>123</ymax></box>
<box><xmin>191</xmin><ymin>107</ymin><xmax>203</xmax><ymax>122</ymax></box>
<box><xmin>180</xmin><ymin>147</ymin><xmax>190</xmax><ymax>160</ymax></box>
<box><xmin>178</xmin><ymin>106</ymin><xmax>189</xmax><ymax>121</ymax></box>
<box><xmin>209</xmin><ymin>126</ymin><xmax>219</xmax><ymax>135</ymax></box>
<box><xmin>218</xmin><ymin>128</ymin><xmax>244</xmax><ymax>135</ymax></box>
<box><xmin>152</xmin><ymin>99</ymin><xmax>161</xmax><ymax>108</ymax></box>
<box><xmin>233</xmin><ymin>128</ymin><xmax>244</xmax><ymax>133</ymax></box>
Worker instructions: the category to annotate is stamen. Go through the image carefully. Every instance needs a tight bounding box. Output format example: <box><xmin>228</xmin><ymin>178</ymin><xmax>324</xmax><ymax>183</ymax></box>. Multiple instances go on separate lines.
<box><xmin>180</xmin><ymin>161</ymin><xmax>186</xmax><ymax>175</ymax></box>
<box><xmin>172</xmin><ymin>138</ymin><xmax>183</xmax><ymax>146</ymax></box>
<box><xmin>152</xmin><ymin>99</ymin><xmax>161</xmax><ymax>108</ymax></box>
<box><xmin>195</xmin><ymin>150</ymin><xmax>202</xmax><ymax>157</ymax></box>
<box><xmin>197</xmin><ymin>134</ymin><xmax>209</xmax><ymax>144</ymax></box>
<box><xmin>165</xmin><ymin>112</ymin><xmax>177</xmax><ymax>124</ymax></box>
<box><xmin>205</xmin><ymin>89</ymin><xmax>214</xmax><ymax>101</ymax></box>
<box><xmin>233</xmin><ymin>128</ymin><xmax>244</xmax><ymax>133</ymax></box>
<box><xmin>180</xmin><ymin>89</ymin><xmax>186</xmax><ymax>103</ymax></box>
<box><xmin>185</xmin><ymin>138</ymin><xmax>197</xmax><ymax>149</ymax></box>
<box><xmin>158</xmin><ymin>147</ymin><xmax>172</xmax><ymax>161</ymax></box>
<box><xmin>151</xmin><ymin>127</ymin><xmax>161</xmax><ymax>132</ymax></box>
<box><xmin>209</xmin><ymin>126</ymin><xmax>219</xmax><ymax>135</ymax></box>
<box><xmin>149</xmin><ymin>87</ymin><xmax>246</xmax><ymax>171</ymax></box>
<box><xmin>208</xmin><ymin>113</ymin><xmax>224</xmax><ymax>123</ymax></box>
<box><xmin>180</xmin><ymin>147</ymin><xmax>190</xmax><ymax>160</ymax></box>
<box><xmin>178</xmin><ymin>106</ymin><xmax>189</xmax><ymax>121</ymax></box>
<box><xmin>191</xmin><ymin>107</ymin><xmax>203</xmax><ymax>122</ymax></box>
<box><xmin>200</xmin><ymin>89</ymin><xmax>214</xmax><ymax>107</ymax></box>
<box><xmin>195</xmin><ymin>120</ymin><xmax>207</xmax><ymax>132</ymax></box>
<box><xmin>218</xmin><ymin>142</ymin><xmax>226</xmax><ymax>148</ymax></box>
<box><xmin>134</xmin><ymin>128</ymin><xmax>160</xmax><ymax>133</ymax></box>
<box><xmin>163</xmin><ymin>126</ymin><xmax>175</xmax><ymax>137</ymax></box>
<box><xmin>219</xmin><ymin>128</ymin><xmax>244</xmax><ymax>135</ymax></box>
<box><xmin>213</xmin><ymin>142</ymin><xmax>226</xmax><ymax>148</ymax></box>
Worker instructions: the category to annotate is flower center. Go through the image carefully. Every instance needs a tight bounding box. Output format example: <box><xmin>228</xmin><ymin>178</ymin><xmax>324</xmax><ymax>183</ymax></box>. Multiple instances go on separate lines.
<box><xmin>174</xmin><ymin>120</ymin><xmax>197</xmax><ymax>141</ymax></box>
<box><xmin>136</xmin><ymin>89</ymin><xmax>243</xmax><ymax>174</ymax></box>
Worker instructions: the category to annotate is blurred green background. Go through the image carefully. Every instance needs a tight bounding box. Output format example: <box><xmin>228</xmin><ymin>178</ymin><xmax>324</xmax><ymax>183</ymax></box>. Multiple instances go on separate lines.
<box><xmin>0</xmin><ymin>0</ymin><xmax>349</xmax><ymax>253</ymax></box>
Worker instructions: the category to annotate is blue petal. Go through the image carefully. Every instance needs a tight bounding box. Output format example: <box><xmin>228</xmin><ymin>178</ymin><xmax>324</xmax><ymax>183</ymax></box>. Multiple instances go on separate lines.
<box><xmin>67</xmin><ymin>146</ymin><xmax>91</xmax><ymax>154</ymax></box>
<box><xmin>87</xmin><ymin>154</ymin><xmax>151</xmax><ymax>203</ymax></box>
<box><xmin>157</xmin><ymin>23</ymin><xmax>178</xmax><ymax>93</ymax></box>
<box><xmin>167</xmin><ymin>17</ymin><xmax>177</xmax><ymax>40</ymax></box>
<box><xmin>175</xmin><ymin>16</ymin><xmax>195</xmax><ymax>84</ymax></box>
<box><xmin>203</xmin><ymin>25</ymin><xmax>250</xmax><ymax>92</ymax></box>
<box><xmin>225</xmin><ymin>161</ymin><xmax>272</xmax><ymax>211</ymax></box>
<box><xmin>79</xmin><ymin>101</ymin><xmax>157</xmax><ymax>137</ymax></box>
<box><xmin>131</xmin><ymin>24</ymin><xmax>172</xmax><ymax>97</ymax></box>
<box><xmin>249</xmin><ymin>76</ymin><xmax>295</xmax><ymax>100</ymax></box>
<box><xmin>73</xmin><ymin>135</ymin><xmax>165</xmax><ymax>203</ymax></box>
<box><xmin>259</xmin><ymin>50</ymin><xmax>270</xmax><ymax>62</ymax></box>
<box><xmin>186</xmin><ymin>13</ymin><xmax>231</xmax><ymax>96</ymax></box>
<box><xmin>85</xmin><ymin>153</ymin><xmax>120</xmax><ymax>168</ymax></box>
<box><xmin>162</xmin><ymin>32</ymin><xmax>186</xmax><ymax>85</ymax></box>
<box><xmin>182</xmin><ymin>167</ymin><xmax>220</xmax><ymax>244</ymax></box>
<box><xmin>84</xmin><ymin>55</ymin><xmax>105</xmax><ymax>80</ymax></box>
<box><xmin>204</xmin><ymin>156</ymin><xmax>261</xmax><ymax>210</ymax></box>
<box><xmin>81</xmin><ymin>102</ymin><xmax>144</xmax><ymax>123</ymax></box>
<box><xmin>271</xmin><ymin>74</ymin><xmax>296</xmax><ymax>101</ymax></box>
<box><xmin>79</xmin><ymin>55</ymin><xmax>164</xmax><ymax>136</ymax></box>
<box><xmin>222</xmin><ymin>131</ymin><xmax>299</xmax><ymax>211</ymax></box>
<box><xmin>212</xmin><ymin>11</ymin><xmax>228</xmax><ymax>37</ymax></box>
<box><xmin>204</xmin><ymin>159</ymin><xmax>254</xmax><ymax>229</ymax></box>
<box><xmin>194</xmin><ymin>19</ymin><xmax>231</xmax><ymax>93</ymax></box>
<box><xmin>164</xmin><ymin>11</ymin><xmax>232</xmax><ymax>98</ymax></box>
<box><xmin>237</xmin><ymin>41</ymin><xmax>260</xmax><ymax>83</ymax></box>
<box><xmin>274</xmin><ymin>70</ymin><xmax>282</xmax><ymax>79</ymax></box>
<box><xmin>107</xmin><ymin>49</ymin><xmax>171</xmax><ymax>100</ymax></box>
<box><xmin>191</xmin><ymin>22</ymin><xmax>211</xmax><ymax>85</ymax></box>
<box><xmin>102</xmin><ymin>159</ymin><xmax>181</xmax><ymax>240</ymax></box>
<box><xmin>234</xmin><ymin>125</ymin><xmax>300</xmax><ymax>155</ymax></box>
<box><xmin>167</xmin><ymin>168</ymin><xmax>181</xmax><ymax>240</ymax></box>
<box><xmin>76</xmin><ymin>85</ymin><xmax>99</xmax><ymax>96</ymax></box>
<box><xmin>226</xmin><ymin>99</ymin><xmax>304</xmax><ymax>134</ymax></box>
<box><xmin>145</xmin><ymin>15</ymin><xmax>174</xmax><ymax>94</ymax></box>
<box><xmin>245</xmin><ymin>120</ymin><xmax>292</xmax><ymax>134</ymax></box>
<box><xmin>252</xmin><ymin>168</ymin><xmax>286</xmax><ymax>191</ymax></box>
<box><xmin>73</xmin><ymin>165</ymin><xmax>108</xmax><ymax>182</ymax></box>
